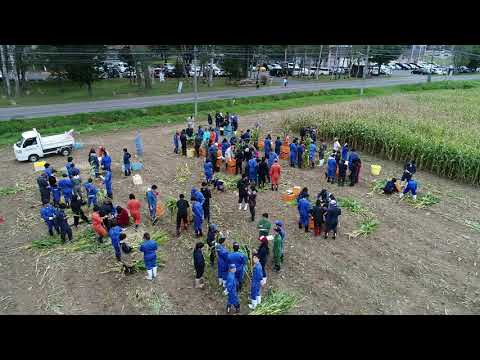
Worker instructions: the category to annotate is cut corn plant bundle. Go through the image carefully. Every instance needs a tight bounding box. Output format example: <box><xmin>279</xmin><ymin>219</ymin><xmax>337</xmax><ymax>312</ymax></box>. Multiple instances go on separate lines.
<box><xmin>215</xmin><ymin>173</ymin><xmax>241</xmax><ymax>190</ymax></box>
<box><xmin>404</xmin><ymin>192</ymin><xmax>440</xmax><ymax>209</ymax></box>
<box><xmin>347</xmin><ymin>218</ymin><xmax>379</xmax><ymax>239</ymax></box>
<box><xmin>133</xmin><ymin>256</ymin><xmax>164</xmax><ymax>272</ymax></box>
<box><xmin>337</xmin><ymin>197</ymin><xmax>367</xmax><ymax>215</ymax></box>
<box><xmin>30</xmin><ymin>228</ymin><xmax>109</xmax><ymax>253</ymax></box>
<box><xmin>0</xmin><ymin>183</ymin><xmax>31</xmax><ymax>197</ymax></box>
<box><xmin>249</xmin><ymin>289</ymin><xmax>297</xmax><ymax>315</ymax></box>
<box><xmin>165</xmin><ymin>197</ymin><xmax>178</xmax><ymax>222</ymax></box>
<box><xmin>286</xmin><ymin>88</ymin><xmax>480</xmax><ymax>185</ymax></box>
<box><xmin>31</xmin><ymin>236</ymin><xmax>63</xmax><ymax>249</ymax></box>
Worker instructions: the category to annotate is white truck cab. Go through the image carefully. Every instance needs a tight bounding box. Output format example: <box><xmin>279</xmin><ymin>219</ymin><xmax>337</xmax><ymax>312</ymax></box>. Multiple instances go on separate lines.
<box><xmin>13</xmin><ymin>128</ymin><xmax>75</xmax><ymax>162</ymax></box>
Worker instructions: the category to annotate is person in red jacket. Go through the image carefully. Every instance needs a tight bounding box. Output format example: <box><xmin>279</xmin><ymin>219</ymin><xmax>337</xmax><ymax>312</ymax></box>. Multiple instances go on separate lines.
<box><xmin>269</xmin><ymin>159</ymin><xmax>281</xmax><ymax>191</ymax></box>
<box><xmin>127</xmin><ymin>193</ymin><xmax>142</xmax><ymax>229</ymax></box>
<box><xmin>116</xmin><ymin>206</ymin><xmax>130</xmax><ymax>228</ymax></box>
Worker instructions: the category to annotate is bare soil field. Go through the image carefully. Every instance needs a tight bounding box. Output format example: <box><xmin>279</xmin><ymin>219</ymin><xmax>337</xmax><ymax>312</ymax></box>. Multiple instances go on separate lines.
<box><xmin>1</xmin><ymin>105</ymin><xmax>479</xmax><ymax>315</ymax></box>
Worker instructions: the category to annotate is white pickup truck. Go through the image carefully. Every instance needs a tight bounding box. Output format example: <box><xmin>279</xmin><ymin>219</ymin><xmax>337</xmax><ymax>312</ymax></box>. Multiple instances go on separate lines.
<box><xmin>13</xmin><ymin>128</ymin><xmax>75</xmax><ymax>162</ymax></box>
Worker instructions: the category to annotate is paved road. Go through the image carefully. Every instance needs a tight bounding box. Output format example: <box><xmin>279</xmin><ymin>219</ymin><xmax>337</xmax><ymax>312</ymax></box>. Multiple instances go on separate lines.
<box><xmin>1</xmin><ymin>73</ymin><xmax>480</xmax><ymax>121</ymax></box>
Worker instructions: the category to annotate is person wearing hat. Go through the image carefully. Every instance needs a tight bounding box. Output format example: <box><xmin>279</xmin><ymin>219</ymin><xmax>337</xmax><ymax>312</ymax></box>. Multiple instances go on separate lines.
<box><xmin>248</xmin><ymin>252</ymin><xmax>264</xmax><ymax>310</ymax></box>
<box><xmin>274</xmin><ymin>220</ymin><xmax>286</xmax><ymax>262</ymax></box>
<box><xmin>298</xmin><ymin>194</ymin><xmax>312</xmax><ymax>233</ymax></box>
<box><xmin>324</xmin><ymin>200</ymin><xmax>342</xmax><ymax>240</ymax></box>
<box><xmin>193</xmin><ymin>242</ymin><xmax>205</xmax><ymax>289</ymax></box>
<box><xmin>216</xmin><ymin>235</ymin><xmax>230</xmax><ymax>290</ymax></box>
<box><xmin>227</xmin><ymin>242</ymin><xmax>247</xmax><ymax>291</ymax></box>
<box><xmin>257</xmin><ymin>236</ymin><xmax>269</xmax><ymax>285</ymax></box>
<box><xmin>40</xmin><ymin>201</ymin><xmax>60</xmax><ymax>237</ymax></box>
<box><xmin>273</xmin><ymin>227</ymin><xmax>282</xmax><ymax>272</ymax></box>
<box><xmin>225</xmin><ymin>263</ymin><xmax>240</xmax><ymax>314</ymax></box>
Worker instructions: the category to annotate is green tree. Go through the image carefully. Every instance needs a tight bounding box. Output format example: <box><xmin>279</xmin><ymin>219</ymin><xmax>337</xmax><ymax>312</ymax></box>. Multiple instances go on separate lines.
<box><xmin>369</xmin><ymin>45</ymin><xmax>405</xmax><ymax>74</ymax></box>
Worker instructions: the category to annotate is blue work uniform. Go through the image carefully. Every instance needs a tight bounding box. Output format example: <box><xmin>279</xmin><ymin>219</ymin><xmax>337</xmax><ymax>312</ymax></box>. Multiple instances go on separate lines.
<box><xmin>101</xmin><ymin>154</ymin><xmax>112</xmax><ymax>171</ymax></box>
<box><xmin>192</xmin><ymin>201</ymin><xmax>204</xmax><ymax>234</ymax></box>
<box><xmin>248</xmin><ymin>158</ymin><xmax>258</xmax><ymax>183</ymax></box>
<box><xmin>84</xmin><ymin>182</ymin><xmax>98</xmax><ymax>207</ymax></box>
<box><xmin>51</xmin><ymin>185</ymin><xmax>61</xmax><ymax>206</ymax></box>
<box><xmin>274</xmin><ymin>139</ymin><xmax>282</xmax><ymax>155</ymax></box>
<box><xmin>250</xmin><ymin>262</ymin><xmax>263</xmax><ymax>301</ymax></box>
<box><xmin>65</xmin><ymin>162</ymin><xmax>74</xmax><ymax>178</ymax></box>
<box><xmin>227</xmin><ymin>251</ymin><xmax>247</xmax><ymax>287</ymax></box>
<box><xmin>309</xmin><ymin>143</ymin><xmax>317</xmax><ymax>161</ymax></box>
<box><xmin>268</xmin><ymin>152</ymin><xmax>278</xmax><ymax>168</ymax></box>
<box><xmin>341</xmin><ymin>145</ymin><xmax>349</xmax><ymax>161</ymax></box>
<box><xmin>327</xmin><ymin>157</ymin><xmax>337</xmax><ymax>178</ymax></box>
<box><xmin>104</xmin><ymin>170</ymin><xmax>112</xmax><ymax>197</ymax></box>
<box><xmin>216</xmin><ymin>244</ymin><xmax>230</xmax><ymax>282</ymax></box>
<box><xmin>44</xmin><ymin>167</ymin><xmax>54</xmax><ymax>178</ymax></box>
<box><xmin>403</xmin><ymin>179</ymin><xmax>417</xmax><ymax>195</ymax></box>
<box><xmin>146</xmin><ymin>190</ymin><xmax>157</xmax><ymax>219</ymax></box>
<box><xmin>58</xmin><ymin>178</ymin><xmax>73</xmax><ymax>203</ymax></box>
<box><xmin>264</xmin><ymin>138</ymin><xmax>272</xmax><ymax>158</ymax></box>
<box><xmin>289</xmin><ymin>143</ymin><xmax>297</xmax><ymax>166</ymax></box>
<box><xmin>109</xmin><ymin>225</ymin><xmax>122</xmax><ymax>258</ymax></box>
<box><xmin>204</xmin><ymin>161</ymin><xmax>213</xmax><ymax>182</ymax></box>
<box><xmin>226</xmin><ymin>271</ymin><xmax>239</xmax><ymax>306</ymax></box>
<box><xmin>140</xmin><ymin>239</ymin><xmax>158</xmax><ymax>270</ymax></box>
<box><xmin>191</xmin><ymin>188</ymin><xmax>205</xmax><ymax>206</ymax></box>
<box><xmin>40</xmin><ymin>205</ymin><xmax>59</xmax><ymax>235</ymax></box>
<box><xmin>123</xmin><ymin>152</ymin><xmax>131</xmax><ymax>172</ymax></box>
<box><xmin>298</xmin><ymin>197</ymin><xmax>311</xmax><ymax>227</ymax></box>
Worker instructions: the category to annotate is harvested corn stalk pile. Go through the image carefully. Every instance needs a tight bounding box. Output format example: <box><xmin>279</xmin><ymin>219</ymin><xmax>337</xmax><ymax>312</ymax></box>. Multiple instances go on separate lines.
<box><xmin>404</xmin><ymin>192</ymin><xmax>440</xmax><ymax>208</ymax></box>
<box><xmin>249</xmin><ymin>289</ymin><xmax>297</xmax><ymax>315</ymax></box>
<box><xmin>0</xmin><ymin>183</ymin><xmax>32</xmax><ymax>197</ymax></box>
<box><xmin>347</xmin><ymin>217</ymin><xmax>379</xmax><ymax>239</ymax></box>
<box><xmin>175</xmin><ymin>163</ymin><xmax>192</xmax><ymax>184</ymax></box>
<box><xmin>215</xmin><ymin>173</ymin><xmax>240</xmax><ymax>190</ymax></box>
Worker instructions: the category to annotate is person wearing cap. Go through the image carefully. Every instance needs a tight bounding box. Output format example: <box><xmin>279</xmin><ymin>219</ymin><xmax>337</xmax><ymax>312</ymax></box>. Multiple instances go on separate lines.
<box><xmin>324</xmin><ymin>200</ymin><xmax>342</xmax><ymax>240</ymax></box>
<box><xmin>44</xmin><ymin>162</ymin><xmax>55</xmax><ymax>179</ymax></box>
<box><xmin>274</xmin><ymin>220</ymin><xmax>286</xmax><ymax>262</ymax></box>
<box><xmin>146</xmin><ymin>185</ymin><xmax>159</xmax><ymax>225</ymax></box>
<box><xmin>273</xmin><ymin>227</ymin><xmax>282</xmax><ymax>272</ymax></box>
<box><xmin>216</xmin><ymin>235</ymin><xmax>230</xmax><ymax>289</ymax></box>
<box><xmin>257</xmin><ymin>213</ymin><xmax>271</xmax><ymax>237</ymax></box>
<box><xmin>227</xmin><ymin>242</ymin><xmax>247</xmax><ymax>291</ymax></box>
<box><xmin>225</xmin><ymin>264</ymin><xmax>240</xmax><ymax>314</ymax></box>
<box><xmin>400</xmin><ymin>178</ymin><xmax>417</xmax><ymax>201</ymax></box>
<box><xmin>58</xmin><ymin>173</ymin><xmax>74</xmax><ymax>207</ymax></box>
<box><xmin>248</xmin><ymin>252</ymin><xmax>264</xmax><ymax>310</ymax></box>
<box><xmin>298</xmin><ymin>194</ymin><xmax>312</xmax><ymax>233</ymax></box>
<box><xmin>193</xmin><ymin>242</ymin><xmax>205</xmax><ymax>289</ymax></box>
<box><xmin>326</xmin><ymin>153</ymin><xmax>337</xmax><ymax>183</ymax></box>
<box><xmin>40</xmin><ymin>201</ymin><xmax>59</xmax><ymax>237</ymax></box>
<box><xmin>257</xmin><ymin>236</ymin><xmax>269</xmax><ymax>285</ymax></box>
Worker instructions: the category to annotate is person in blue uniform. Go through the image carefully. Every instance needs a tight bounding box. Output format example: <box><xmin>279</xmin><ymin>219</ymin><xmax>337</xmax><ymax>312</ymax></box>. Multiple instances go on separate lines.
<box><xmin>51</xmin><ymin>182</ymin><xmax>61</xmax><ymax>207</ymax></box>
<box><xmin>190</xmin><ymin>187</ymin><xmax>205</xmax><ymax>206</ymax></box>
<box><xmin>37</xmin><ymin>173</ymin><xmax>51</xmax><ymax>204</ymax></box>
<box><xmin>173</xmin><ymin>131</ymin><xmax>180</xmax><ymax>154</ymax></box>
<box><xmin>146</xmin><ymin>185</ymin><xmax>158</xmax><ymax>224</ymax></box>
<box><xmin>401</xmin><ymin>160</ymin><xmax>417</xmax><ymax>182</ymax></box>
<box><xmin>139</xmin><ymin>232</ymin><xmax>158</xmax><ymax>281</ymax></box>
<box><xmin>101</xmin><ymin>151</ymin><xmax>112</xmax><ymax>172</ymax></box>
<box><xmin>227</xmin><ymin>242</ymin><xmax>247</xmax><ymax>291</ymax></box>
<box><xmin>338</xmin><ymin>160</ymin><xmax>347</xmax><ymax>186</ymax></box>
<box><xmin>44</xmin><ymin>163</ymin><xmax>55</xmax><ymax>179</ymax></box>
<box><xmin>309</xmin><ymin>142</ymin><xmax>317</xmax><ymax>168</ymax></box>
<box><xmin>204</xmin><ymin>159</ymin><xmax>213</xmax><ymax>183</ymax></box>
<box><xmin>55</xmin><ymin>203</ymin><xmax>72</xmax><ymax>243</ymax></box>
<box><xmin>298</xmin><ymin>194</ymin><xmax>312</xmax><ymax>233</ymax></box>
<box><xmin>383</xmin><ymin>177</ymin><xmax>399</xmax><ymax>195</ymax></box>
<box><xmin>84</xmin><ymin>178</ymin><xmax>98</xmax><ymax>207</ymax></box>
<box><xmin>289</xmin><ymin>139</ymin><xmax>297</xmax><ymax>167</ymax></box>
<box><xmin>268</xmin><ymin>151</ymin><xmax>278</xmax><ymax>169</ymax></box>
<box><xmin>40</xmin><ymin>202</ymin><xmax>59</xmax><ymax>236</ymax></box>
<box><xmin>400</xmin><ymin>178</ymin><xmax>417</xmax><ymax>200</ymax></box>
<box><xmin>248</xmin><ymin>253</ymin><xmax>264</xmax><ymax>310</ymax></box>
<box><xmin>264</xmin><ymin>135</ymin><xmax>272</xmax><ymax>159</ymax></box>
<box><xmin>192</xmin><ymin>198</ymin><xmax>204</xmax><ymax>237</ymax></box>
<box><xmin>108</xmin><ymin>220</ymin><xmax>123</xmax><ymax>261</ymax></box>
<box><xmin>65</xmin><ymin>157</ymin><xmax>74</xmax><ymax>178</ymax></box>
<box><xmin>58</xmin><ymin>173</ymin><xmax>73</xmax><ymax>207</ymax></box>
<box><xmin>216</xmin><ymin>235</ymin><xmax>230</xmax><ymax>289</ymax></box>
<box><xmin>103</xmin><ymin>169</ymin><xmax>113</xmax><ymax>199</ymax></box>
<box><xmin>326</xmin><ymin>153</ymin><xmax>337</xmax><ymax>183</ymax></box>
<box><xmin>341</xmin><ymin>143</ymin><xmax>349</xmax><ymax>161</ymax></box>
<box><xmin>248</xmin><ymin>157</ymin><xmax>258</xmax><ymax>185</ymax></box>
<box><xmin>324</xmin><ymin>200</ymin><xmax>342</xmax><ymax>239</ymax></box>
<box><xmin>274</xmin><ymin>136</ymin><xmax>282</xmax><ymax>156</ymax></box>
<box><xmin>225</xmin><ymin>264</ymin><xmax>240</xmax><ymax>314</ymax></box>
<box><xmin>123</xmin><ymin>148</ymin><xmax>132</xmax><ymax>176</ymax></box>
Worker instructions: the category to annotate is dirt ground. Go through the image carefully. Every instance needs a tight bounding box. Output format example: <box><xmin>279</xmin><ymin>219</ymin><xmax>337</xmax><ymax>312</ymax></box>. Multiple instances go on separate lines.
<box><xmin>1</xmin><ymin>105</ymin><xmax>479</xmax><ymax>315</ymax></box>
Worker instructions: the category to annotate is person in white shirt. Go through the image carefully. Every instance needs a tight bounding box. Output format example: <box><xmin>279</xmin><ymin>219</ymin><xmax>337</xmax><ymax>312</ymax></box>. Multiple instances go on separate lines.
<box><xmin>333</xmin><ymin>138</ymin><xmax>341</xmax><ymax>152</ymax></box>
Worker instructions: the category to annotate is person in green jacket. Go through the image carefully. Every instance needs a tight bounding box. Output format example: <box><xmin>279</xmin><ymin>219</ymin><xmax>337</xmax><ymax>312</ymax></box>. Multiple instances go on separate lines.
<box><xmin>256</xmin><ymin>213</ymin><xmax>271</xmax><ymax>237</ymax></box>
<box><xmin>272</xmin><ymin>227</ymin><xmax>282</xmax><ymax>272</ymax></box>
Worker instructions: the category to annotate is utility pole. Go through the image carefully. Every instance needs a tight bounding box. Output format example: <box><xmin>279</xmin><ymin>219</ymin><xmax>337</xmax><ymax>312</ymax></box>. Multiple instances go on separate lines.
<box><xmin>315</xmin><ymin>45</ymin><xmax>323</xmax><ymax>80</ymax></box>
<box><xmin>193</xmin><ymin>45</ymin><xmax>198</xmax><ymax>118</ymax></box>
<box><xmin>0</xmin><ymin>45</ymin><xmax>11</xmax><ymax>97</ymax></box>
<box><xmin>427</xmin><ymin>47</ymin><xmax>433</xmax><ymax>83</ymax></box>
<box><xmin>360</xmin><ymin>45</ymin><xmax>370</xmax><ymax>96</ymax></box>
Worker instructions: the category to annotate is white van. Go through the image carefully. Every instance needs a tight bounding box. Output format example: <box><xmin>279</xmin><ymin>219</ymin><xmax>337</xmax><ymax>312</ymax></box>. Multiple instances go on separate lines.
<box><xmin>13</xmin><ymin>128</ymin><xmax>75</xmax><ymax>162</ymax></box>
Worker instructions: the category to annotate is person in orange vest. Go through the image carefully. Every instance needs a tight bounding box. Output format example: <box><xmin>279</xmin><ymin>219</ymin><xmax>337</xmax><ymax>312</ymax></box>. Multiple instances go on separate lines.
<box><xmin>269</xmin><ymin>159</ymin><xmax>281</xmax><ymax>191</ymax></box>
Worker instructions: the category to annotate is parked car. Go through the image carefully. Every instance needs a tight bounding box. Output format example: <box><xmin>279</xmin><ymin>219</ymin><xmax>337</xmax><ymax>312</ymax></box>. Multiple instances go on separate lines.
<box><xmin>396</xmin><ymin>63</ymin><xmax>410</xmax><ymax>70</ymax></box>
<box><xmin>13</xmin><ymin>128</ymin><xmax>75</xmax><ymax>162</ymax></box>
<box><xmin>411</xmin><ymin>68</ymin><xmax>430</xmax><ymax>75</ymax></box>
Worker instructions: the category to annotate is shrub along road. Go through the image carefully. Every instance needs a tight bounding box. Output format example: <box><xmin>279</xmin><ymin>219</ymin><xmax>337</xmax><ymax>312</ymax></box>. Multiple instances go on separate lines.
<box><xmin>1</xmin><ymin>73</ymin><xmax>480</xmax><ymax>120</ymax></box>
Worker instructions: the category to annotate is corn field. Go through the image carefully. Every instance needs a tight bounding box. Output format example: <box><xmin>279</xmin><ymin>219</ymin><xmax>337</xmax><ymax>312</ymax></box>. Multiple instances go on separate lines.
<box><xmin>287</xmin><ymin>88</ymin><xmax>480</xmax><ymax>185</ymax></box>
